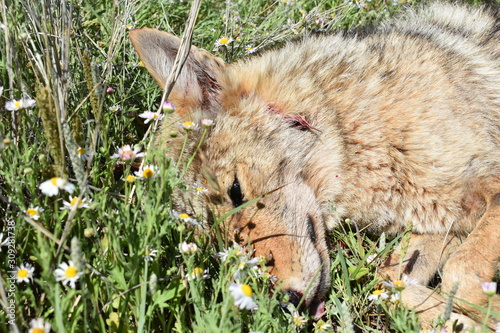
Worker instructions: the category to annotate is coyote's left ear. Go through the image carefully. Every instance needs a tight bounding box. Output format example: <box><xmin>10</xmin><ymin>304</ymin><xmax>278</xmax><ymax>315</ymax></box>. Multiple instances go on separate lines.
<box><xmin>129</xmin><ymin>28</ymin><xmax>225</xmax><ymax>115</ymax></box>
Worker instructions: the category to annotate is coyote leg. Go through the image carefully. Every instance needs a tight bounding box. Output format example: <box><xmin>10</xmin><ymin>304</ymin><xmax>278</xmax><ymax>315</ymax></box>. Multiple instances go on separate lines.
<box><xmin>379</xmin><ymin>234</ymin><xmax>478</xmax><ymax>329</ymax></box>
<box><xmin>441</xmin><ymin>187</ymin><xmax>500</xmax><ymax>326</ymax></box>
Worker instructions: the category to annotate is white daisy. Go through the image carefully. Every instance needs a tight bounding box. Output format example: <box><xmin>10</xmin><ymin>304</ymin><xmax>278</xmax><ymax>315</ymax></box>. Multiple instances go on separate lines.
<box><xmin>214</xmin><ymin>37</ymin><xmax>233</xmax><ymax>48</ymax></box>
<box><xmin>382</xmin><ymin>275</ymin><xmax>418</xmax><ymax>291</ymax></box>
<box><xmin>77</xmin><ymin>147</ymin><xmax>90</xmax><ymax>161</ymax></box>
<box><xmin>39</xmin><ymin>177</ymin><xmax>75</xmax><ymax>196</ymax></box>
<box><xmin>26</xmin><ymin>206</ymin><xmax>44</xmax><ymax>220</ymax></box>
<box><xmin>179</xmin><ymin>121</ymin><xmax>199</xmax><ymax>131</ymax></box>
<box><xmin>229</xmin><ymin>282</ymin><xmax>257</xmax><ymax>310</ymax></box>
<box><xmin>134</xmin><ymin>164</ymin><xmax>159</xmax><ymax>179</ymax></box>
<box><xmin>112</xmin><ymin>145</ymin><xmax>145</xmax><ymax>161</ymax></box>
<box><xmin>143</xmin><ymin>248</ymin><xmax>158</xmax><ymax>261</ymax></box>
<box><xmin>5</xmin><ymin>98</ymin><xmax>36</xmax><ymax>111</ymax></box>
<box><xmin>172</xmin><ymin>211</ymin><xmax>200</xmax><ymax>229</ymax></box>
<box><xmin>15</xmin><ymin>263</ymin><xmax>35</xmax><ymax>283</ymax></box>
<box><xmin>108</xmin><ymin>105</ymin><xmax>120</xmax><ymax>112</ymax></box>
<box><xmin>368</xmin><ymin>289</ymin><xmax>389</xmax><ymax>301</ymax></box>
<box><xmin>28</xmin><ymin>318</ymin><xmax>51</xmax><ymax>333</ymax></box>
<box><xmin>54</xmin><ymin>260</ymin><xmax>83</xmax><ymax>289</ymax></box>
<box><xmin>192</xmin><ymin>182</ymin><xmax>208</xmax><ymax>195</ymax></box>
<box><xmin>179</xmin><ymin>241</ymin><xmax>198</xmax><ymax>254</ymax></box>
<box><xmin>188</xmin><ymin>267</ymin><xmax>210</xmax><ymax>280</ymax></box>
<box><xmin>162</xmin><ymin>101</ymin><xmax>175</xmax><ymax>113</ymax></box>
<box><xmin>201</xmin><ymin>119</ymin><xmax>214</xmax><ymax>127</ymax></box>
<box><xmin>60</xmin><ymin>196</ymin><xmax>91</xmax><ymax>210</ymax></box>
<box><xmin>138</xmin><ymin>111</ymin><xmax>164</xmax><ymax>124</ymax></box>
<box><xmin>481</xmin><ymin>282</ymin><xmax>497</xmax><ymax>296</ymax></box>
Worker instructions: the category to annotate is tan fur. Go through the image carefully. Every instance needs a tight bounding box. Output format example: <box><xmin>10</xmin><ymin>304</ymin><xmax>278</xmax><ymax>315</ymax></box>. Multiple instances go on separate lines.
<box><xmin>130</xmin><ymin>2</ymin><xmax>499</xmax><ymax>329</ymax></box>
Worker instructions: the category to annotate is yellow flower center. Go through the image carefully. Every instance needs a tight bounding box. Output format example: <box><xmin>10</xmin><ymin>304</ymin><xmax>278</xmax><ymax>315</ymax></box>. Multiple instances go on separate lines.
<box><xmin>143</xmin><ymin>168</ymin><xmax>154</xmax><ymax>178</ymax></box>
<box><xmin>179</xmin><ymin>213</ymin><xmax>190</xmax><ymax>219</ymax></box>
<box><xmin>65</xmin><ymin>266</ymin><xmax>78</xmax><ymax>278</ymax></box>
<box><xmin>27</xmin><ymin>208</ymin><xmax>37</xmax><ymax>216</ymax></box>
<box><xmin>77</xmin><ymin>147</ymin><xmax>87</xmax><ymax>155</ymax></box>
<box><xmin>50</xmin><ymin>177</ymin><xmax>59</xmax><ymax>186</ymax></box>
<box><xmin>192</xmin><ymin>267</ymin><xmax>203</xmax><ymax>277</ymax></box>
<box><xmin>195</xmin><ymin>187</ymin><xmax>203</xmax><ymax>192</ymax></box>
<box><xmin>32</xmin><ymin>328</ymin><xmax>44</xmax><ymax>333</ymax></box>
<box><xmin>394</xmin><ymin>280</ymin><xmax>406</xmax><ymax>289</ymax></box>
<box><xmin>153</xmin><ymin>113</ymin><xmax>159</xmax><ymax>119</ymax></box>
<box><xmin>125</xmin><ymin>175</ymin><xmax>135</xmax><ymax>182</ymax></box>
<box><xmin>183</xmin><ymin>121</ymin><xmax>193</xmax><ymax>128</ymax></box>
<box><xmin>138</xmin><ymin>61</ymin><xmax>144</xmax><ymax>67</ymax></box>
<box><xmin>70</xmin><ymin>197</ymin><xmax>83</xmax><ymax>207</ymax></box>
<box><xmin>241</xmin><ymin>284</ymin><xmax>252</xmax><ymax>297</ymax></box>
<box><xmin>17</xmin><ymin>269</ymin><xmax>29</xmax><ymax>278</ymax></box>
<box><xmin>372</xmin><ymin>289</ymin><xmax>384</xmax><ymax>295</ymax></box>
<box><xmin>219</xmin><ymin>38</ymin><xmax>230</xmax><ymax>45</ymax></box>
<box><xmin>14</xmin><ymin>100</ymin><xmax>21</xmax><ymax>108</ymax></box>
<box><xmin>123</xmin><ymin>150</ymin><xmax>133</xmax><ymax>159</ymax></box>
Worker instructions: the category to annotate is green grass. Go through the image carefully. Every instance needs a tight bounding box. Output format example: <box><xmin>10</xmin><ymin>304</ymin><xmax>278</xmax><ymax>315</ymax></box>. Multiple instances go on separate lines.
<box><xmin>0</xmin><ymin>0</ymin><xmax>496</xmax><ymax>332</ymax></box>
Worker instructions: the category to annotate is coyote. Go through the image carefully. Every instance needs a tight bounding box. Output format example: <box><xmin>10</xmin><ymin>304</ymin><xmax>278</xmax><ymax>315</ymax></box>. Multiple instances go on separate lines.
<box><xmin>130</xmin><ymin>2</ymin><xmax>499</xmax><ymax>329</ymax></box>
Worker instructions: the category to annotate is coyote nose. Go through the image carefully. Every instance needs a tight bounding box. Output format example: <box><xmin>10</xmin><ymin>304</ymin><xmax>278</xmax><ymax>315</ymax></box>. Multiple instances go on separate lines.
<box><xmin>281</xmin><ymin>289</ymin><xmax>304</xmax><ymax>310</ymax></box>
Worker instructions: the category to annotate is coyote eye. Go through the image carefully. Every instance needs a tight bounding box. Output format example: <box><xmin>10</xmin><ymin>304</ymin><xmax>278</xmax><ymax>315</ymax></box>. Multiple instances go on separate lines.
<box><xmin>228</xmin><ymin>177</ymin><xmax>244</xmax><ymax>208</ymax></box>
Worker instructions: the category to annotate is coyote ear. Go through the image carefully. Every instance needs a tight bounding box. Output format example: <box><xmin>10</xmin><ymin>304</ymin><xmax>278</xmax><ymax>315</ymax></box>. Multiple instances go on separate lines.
<box><xmin>129</xmin><ymin>28</ymin><xmax>224</xmax><ymax>115</ymax></box>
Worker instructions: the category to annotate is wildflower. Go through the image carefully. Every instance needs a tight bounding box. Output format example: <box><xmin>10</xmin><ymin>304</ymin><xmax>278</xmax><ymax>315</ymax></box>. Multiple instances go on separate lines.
<box><xmin>0</xmin><ymin>233</ymin><xmax>9</xmax><ymax>250</ymax></box>
<box><xmin>201</xmin><ymin>119</ymin><xmax>214</xmax><ymax>127</ymax></box>
<box><xmin>292</xmin><ymin>312</ymin><xmax>307</xmax><ymax>327</ymax></box>
<box><xmin>245</xmin><ymin>46</ymin><xmax>256</xmax><ymax>54</ymax></box>
<box><xmin>143</xmin><ymin>248</ymin><xmax>158</xmax><ymax>261</ymax></box>
<box><xmin>481</xmin><ymin>282</ymin><xmax>497</xmax><ymax>296</ymax></box>
<box><xmin>112</xmin><ymin>145</ymin><xmax>145</xmax><ymax>161</ymax></box>
<box><xmin>162</xmin><ymin>101</ymin><xmax>175</xmax><ymax>113</ymax></box>
<box><xmin>217</xmin><ymin>244</ymin><xmax>245</xmax><ymax>262</ymax></box>
<box><xmin>15</xmin><ymin>263</ymin><xmax>35</xmax><ymax>283</ymax></box>
<box><xmin>109</xmin><ymin>105</ymin><xmax>120</xmax><ymax>112</ymax></box>
<box><xmin>172</xmin><ymin>211</ymin><xmax>200</xmax><ymax>228</ymax></box>
<box><xmin>125</xmin><ymin>174</ymin><xmax>135</xmax><ymax>182</ymax></box>
<box><xmin>126</xmin><ymin>24</ymin><xmax>134</xmax><ymax>30</ymax></box>
<box><xmin>313</xmin><ymin>321</ymin><xmax>333</xmax><ymax>332</ymax></box>
<box><xmin>368</xmin><ymin>289</ymin><xmax>389</xmax><ymax>301</ymax></box>
<box><xmin>28</xmin><ymin>318</ymin><xmax>51</xmax><ymax>333</ymax></box>
<box><xmin>106</xmin><ymin>87</ymin><xmax>115</xmax><ymax>94</ymax></box>
<box><xmin>84</xmin><ymin>228</ymin><xmax>94</xmax><ymax>237</ymax></box>
<box><xmin>77</xmin><ymin>147</ymin><xmax>90</xmax><ymax>161</ymax></box>
<box><xmin>179</xmin><ymin>241</ymin><xmax>199</xmax><ymax>254</ymax></box>
<box><xmin>26</xmin><ymin>206</ymin><xmax>43</xmax><ymax>220</ymax></box>
<box><xmin>39</xmin><ymin>177</ymin><xmax>75</xmax><ymax>196</ymax></box>
<box><xmin>0</xmin><ymin>86</ymin><xmax>3</xmax><ymax>96</ymax></box>
<box><xmin>237</xmin><ymin>257</ymin><xmax>259</xmax><ymax>271</ymax></box>
<box><xmin>134</xmin><ymin>164</ymin><xmax>159</xmax><ymax>179</ymax></box>
<box><xmin>138</xmin><ymin>110</ymin><xmax>164</xmax><ymax>124</ymax></box>
<box><xmin>3</xmin><ymin>138</ymin><xmax>10</xmax><ymax>147</ymax></box>
<box><xmin>60</xmin><ymin>196</ymin><xmax>91</xmax><ymax>210</ymax></box>
<box><xmin>54</xmin><ymin>260</ymin><xmax>83</xmax><ymax>288</ymax></box>
<box><xmin>180</xmin><ymin>121</ymin><xmax>198</xmax><ymax>131</ymax></box>
<box><xmin>5</xmin><ymin>98</ymin><xmax>36</xmax><ymax>111</ymax></box>
<box><xmin>192</xmin><ymin>182</ymin><xmax>208</xmax><ymax>194</ymax></box>
<box><xmin>215</xmin><ymin>37</ymin><xmax>233</xmax><ymax>48</ymax></box>
<box><xmin>136</xmin><ymin>61</ymin><xmax>145</xmax><ymax>67</ymax></box>
<box><xmin>188</xmin><ymin>267</ymin><xmax>210</xmax><ymax>280</ymax></box>
<box><xmin>382</xmin><ymin>275</ymin><xmax>418</xmax><ymax>291</ymax></box>
<box><xmin>229</xmin><ymin>282</ymin><xmax>257</xmax><ymax>310</ymax></box>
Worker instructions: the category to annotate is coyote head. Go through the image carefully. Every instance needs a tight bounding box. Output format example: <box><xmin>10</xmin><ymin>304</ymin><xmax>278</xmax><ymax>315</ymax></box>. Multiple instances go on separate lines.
<box><xmin>130</xmin><ymin>29</ymin><xmax>334</xmax><ymax>316</ymax></box>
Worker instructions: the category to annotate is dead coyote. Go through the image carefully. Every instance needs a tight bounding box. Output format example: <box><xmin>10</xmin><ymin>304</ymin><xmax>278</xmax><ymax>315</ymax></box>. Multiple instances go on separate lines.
<box><xmin>130</xmin><ymin>1</ymin><xmax>499</xmax><ymax>329</ymax></box>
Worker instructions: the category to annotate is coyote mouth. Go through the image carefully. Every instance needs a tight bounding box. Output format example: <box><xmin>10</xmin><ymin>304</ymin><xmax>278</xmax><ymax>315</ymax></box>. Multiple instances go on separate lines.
<box><xmin>310</xmin><ymin>300</ymin><xmax>326</xmax><ymax>320</ymax></box>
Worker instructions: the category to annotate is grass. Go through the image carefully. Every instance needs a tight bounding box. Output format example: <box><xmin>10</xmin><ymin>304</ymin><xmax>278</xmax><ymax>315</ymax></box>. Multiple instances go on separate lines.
<box><xmin>0</xmin><ymin>0</ymin><xmax>496</xmax><ymax>332</ymax></box>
